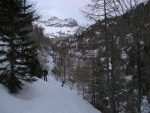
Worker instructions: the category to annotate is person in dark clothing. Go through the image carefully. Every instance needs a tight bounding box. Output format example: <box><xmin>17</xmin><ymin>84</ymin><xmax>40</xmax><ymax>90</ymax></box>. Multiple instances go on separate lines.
<box><xmin>43</xmin><ymin>69</ymin><xmax>48</xmax><ymax>81</ymax></box>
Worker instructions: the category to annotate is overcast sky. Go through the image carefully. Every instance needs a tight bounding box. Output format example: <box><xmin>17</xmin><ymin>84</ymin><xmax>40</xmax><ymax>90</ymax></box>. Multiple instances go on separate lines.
<box><xmin>30</xmin><ymin>0</ymin><xmax>90</xmax><ymax>25</ymax></box>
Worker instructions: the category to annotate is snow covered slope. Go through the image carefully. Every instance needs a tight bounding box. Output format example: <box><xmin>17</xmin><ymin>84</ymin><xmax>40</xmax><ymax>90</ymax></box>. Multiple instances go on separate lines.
<box><xmin>0</xmin><ymin>76</ymin><xmax>100</xmax><ymax>113</ymax></box>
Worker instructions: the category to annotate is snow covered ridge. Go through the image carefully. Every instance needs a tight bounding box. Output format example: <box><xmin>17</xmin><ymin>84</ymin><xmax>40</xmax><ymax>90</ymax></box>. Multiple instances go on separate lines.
<box><xmin>0</xmin><ymin>76</ymin><xmax>101</xmax><ymax>113</ymax></box>
<box><xmin>41</xmin><ymin>16</ymin><xmax>78</xmax><ymax>28</ymax></box>
<box><xmin>35</xmin><ymin>17</ymin><xmax>84</xmax><ymax>38</ymax></box>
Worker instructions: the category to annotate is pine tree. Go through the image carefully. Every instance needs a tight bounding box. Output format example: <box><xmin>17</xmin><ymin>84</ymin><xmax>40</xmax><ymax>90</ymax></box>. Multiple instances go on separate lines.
<box><xmin>0</xmin><ymin>0</ymin><xmax>41</xmax><ymax>93</ymax></box>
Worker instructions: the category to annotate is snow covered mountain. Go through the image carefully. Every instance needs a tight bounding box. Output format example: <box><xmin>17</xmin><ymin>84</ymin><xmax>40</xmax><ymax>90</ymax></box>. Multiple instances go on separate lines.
<box><xmin>35</xmin><ymin>17</ymin><xmax>84</xmax><ymax>38</ymax></box>
<box><xmin>42</xmin><ymin>16</ymin><xmax>78</xmax><ymax>27</ymax></box>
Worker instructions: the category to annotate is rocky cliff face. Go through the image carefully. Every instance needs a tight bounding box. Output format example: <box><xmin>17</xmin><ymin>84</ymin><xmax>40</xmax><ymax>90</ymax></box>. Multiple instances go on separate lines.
<box><xmin>41</xmin><ymin>16</ymin><xmax>78</xmax><ymax>27</ymax></box>
<box><xmin>35</xmin><ymin>17</ymin><xmax>84</xmax><ymax>38</ymax></box>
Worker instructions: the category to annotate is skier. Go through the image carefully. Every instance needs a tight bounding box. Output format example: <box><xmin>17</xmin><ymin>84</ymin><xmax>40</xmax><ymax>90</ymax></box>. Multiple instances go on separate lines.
<box><xmin>43</xmin><ymin>69</ymin><xmax>48</xmax><ymax>81</ymax></box>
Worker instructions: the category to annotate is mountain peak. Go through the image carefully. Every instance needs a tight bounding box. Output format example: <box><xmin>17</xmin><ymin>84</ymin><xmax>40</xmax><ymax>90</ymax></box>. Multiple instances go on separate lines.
<box><xmin>41</xmin><ymin>16</ymin><xmax>78</xmax><ymax>28</ymax></box>
<box><xmin>35</xmin><ymin>17</ymin><xmax>82</xmax><ymax>38</ymax></box>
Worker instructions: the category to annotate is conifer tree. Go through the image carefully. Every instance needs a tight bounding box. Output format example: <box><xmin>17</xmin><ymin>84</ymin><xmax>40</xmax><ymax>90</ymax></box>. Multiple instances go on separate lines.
<box><xmin>0</xmin><ymin>0</ymin><xmax>41</xmax><ymax>93</ymax></box>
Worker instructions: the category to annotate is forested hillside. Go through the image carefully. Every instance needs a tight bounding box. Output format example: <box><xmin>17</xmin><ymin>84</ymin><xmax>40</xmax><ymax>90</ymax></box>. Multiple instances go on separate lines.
<box><xmin>50</xmin><ymin>1</ymin><xmax>150</xmax><ymax>113</ymax></box>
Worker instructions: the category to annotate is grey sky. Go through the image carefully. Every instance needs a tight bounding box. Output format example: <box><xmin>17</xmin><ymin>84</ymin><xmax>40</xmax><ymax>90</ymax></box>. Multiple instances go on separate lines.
<box><xmin>30</xmin><ymin>0</ymin><xmax>90</xmax><ymax>25</ymax></box>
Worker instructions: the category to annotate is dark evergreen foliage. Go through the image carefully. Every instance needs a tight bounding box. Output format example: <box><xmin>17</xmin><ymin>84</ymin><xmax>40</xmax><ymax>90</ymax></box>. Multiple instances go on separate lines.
<box><xmin>0</xmin><ymin>0</ymin><xmax>42</xmax><ymax>93</ymax></box>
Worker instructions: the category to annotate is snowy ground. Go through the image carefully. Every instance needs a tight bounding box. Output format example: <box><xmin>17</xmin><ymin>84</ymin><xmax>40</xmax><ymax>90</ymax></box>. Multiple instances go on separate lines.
<box><xmin>0</xmin><ymin>76</ymin><xmax>101</xmax><ymax>113</ymax></box>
